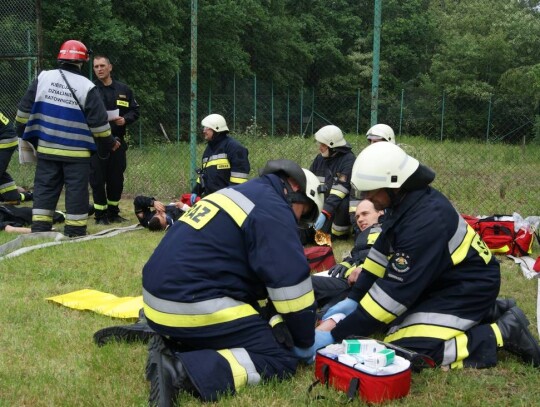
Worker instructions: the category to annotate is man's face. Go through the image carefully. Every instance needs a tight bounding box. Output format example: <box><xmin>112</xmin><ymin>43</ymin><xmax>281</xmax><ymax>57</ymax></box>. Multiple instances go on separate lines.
<box><xmin>361</xmin><ymin>188</ymin><xmax>391</xmax><ymax>211</ymax></box>
<box><xmin>355</xmin><ymin>199</ymin><xmax>383</xmax><ymax>231</ymax></box>
<box><xmin>317</xmin><ymin>142</ymin><xmax>330</xmax><ymax>157</ymax></box>
<box><xmin>202</xmin><ymin>126</ymin><xmax>214</xmax><ymax>142</ymax></box>
<box><xmin>93</xmin><ymin>58</ymin><xmax>112</xmax><ymax>82</ymax></box>
<box><xmin>153</xmin><ymin>212</ymin><xmax>168</xmax><ymax>230</ymax></box>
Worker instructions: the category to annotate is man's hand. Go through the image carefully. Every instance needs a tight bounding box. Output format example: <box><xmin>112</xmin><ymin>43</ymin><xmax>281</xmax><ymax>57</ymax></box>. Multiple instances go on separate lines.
<box><xmin>347</xmin><ymin>267</ymin><xmax>362</xmax><ymax>285</ymax></box>
<box><xmin>269</xmin><ymin>315</ymin><xmax>294</xmax><ymax>349</ymax></box>
<box><xmin>153</xmin><ymin>200</ymin><xmax>165</xmax><ymax>212</ymax></box>
<box><xmin>328</xmin><ymin>262</ymin><xmax>350</xmax><ymax>278</ymax></box>
<box><xmin>190</xmin><ymin>193</ymin><xmax>198</xmax><ymax>206</ymax></box>
<box><xmin>113</xmin><ymin>116</ymin><xmax>126</xmax><ymax>126</ymax></box>
<box><xmin>111</xmin><ymin>138</ymin><xmax>121</xmax><ymax>152</ymax></box>
<box><xmin>314</xmin><ymin>212</ymin><xmax>327</xmax><ymax>230</ymax></box>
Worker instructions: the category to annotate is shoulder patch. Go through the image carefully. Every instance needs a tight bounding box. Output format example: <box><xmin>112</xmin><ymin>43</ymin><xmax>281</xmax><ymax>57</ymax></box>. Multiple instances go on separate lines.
<box><xmin>390</xmin><ymin>252</ymin><xmax>411</xmax><ymax>273</ymax></box>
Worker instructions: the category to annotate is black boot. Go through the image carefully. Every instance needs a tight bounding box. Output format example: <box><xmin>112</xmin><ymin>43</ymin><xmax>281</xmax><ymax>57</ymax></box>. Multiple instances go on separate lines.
<box><xmin>481</xmin><ymin>297</ymin><xmax>517</xmax><ymax>323</ymax></box>
<box><xmin>496</xmin><ymin>306</ymin><xmax>540</xmax><ymax>367</ymax></box>
<box><xmin>95</xmin><ymin>209</ymin><xmax>110</xmax><ymax>225</ymax></box>
<box><xmin>147</xmin><ymin>335</ymin><xmax>193</xmax><ymax>407</ymax></box>
<box><xmin>93</xmin><ymin>308</ymin><xmax>155</xmax><ymax>346</ymax></box>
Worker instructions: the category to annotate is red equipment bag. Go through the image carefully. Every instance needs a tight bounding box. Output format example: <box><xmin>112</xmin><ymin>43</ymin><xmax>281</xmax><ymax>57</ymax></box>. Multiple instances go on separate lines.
<box><xmin>304</xmin><ymin>246</ymin><xmax>336</xmax><ymax>273</ymax></box>
<box><xmin>462</xmin><ymin>214</ymin><xmax>536</xmax><ymax>256</ymax></box>
<box><xmin>313</xmin><ymin>350</ymin><xmax>412</xmax><ymax>403</ymax></box>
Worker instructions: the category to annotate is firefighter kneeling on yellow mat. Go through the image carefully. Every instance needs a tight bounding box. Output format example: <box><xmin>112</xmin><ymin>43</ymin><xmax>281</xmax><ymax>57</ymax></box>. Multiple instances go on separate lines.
<box><xmin>312</xmin><ymin>142</ymin><xmax>540</xmax><ymax>371</ymax></box>
<box><xmin>141</xmin><ymin>159</ymin><xmax>325</xmax><ymax>405</ymax></box>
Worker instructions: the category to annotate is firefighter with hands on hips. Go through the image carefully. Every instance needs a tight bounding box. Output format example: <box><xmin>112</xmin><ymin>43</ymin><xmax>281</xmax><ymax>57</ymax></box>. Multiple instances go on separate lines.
<box><xmin>312</xmin><ymin>199</ymin><xmax>384</xmax><ymax>319</ymax></box>
<box><xmin>0</xmin><ymin>110</ymin><xmax>32</xmax><ymax>204</ymax></box>
<box><xmin>310</xmin><ymin>142</ymin><xmax>540</xmax><ymax>370</ymax></box>
<box><xmin>90</xmin><ymin>55</ymin><xmax>140</xmax><ymax>224</ymax></box>
<box><xmin>307</xmin><ymin>124</ymin><xmax>356</xmax><ymax>243</ymax></box>
<box><xmin>133</xmin><ymin>195</ymin><xmax>189</xmax><ymax>231</ymax></box>
<box><xmin>15</xmin><ymin>40</ymin><xmax>118</xmax><ymax>237</ymax></box>
<box><xmin>190</xmin><ymin>113</ymin><xmax>250</xmax><ymax>205</ymax></box>
<box><xmin>142</xmin><ymin>159</ymin><xmax>324</xmax><ymax>406</ymax></box>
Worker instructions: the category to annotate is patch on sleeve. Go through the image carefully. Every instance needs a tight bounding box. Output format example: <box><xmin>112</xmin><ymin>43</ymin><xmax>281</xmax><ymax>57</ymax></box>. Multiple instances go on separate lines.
<box><xmin>390</xmin><ymin>252</ymin><xmax>411</xmax><ymax>273</ymax></box>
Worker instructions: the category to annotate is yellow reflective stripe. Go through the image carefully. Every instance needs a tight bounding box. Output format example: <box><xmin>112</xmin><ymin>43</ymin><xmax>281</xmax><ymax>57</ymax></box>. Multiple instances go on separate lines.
<box><xmin>217</xmin><ymin>349</ymin><xmax>248</xmax><ymax>390</ymax></box>
<box><xmin>331</xmin><ymin>226</ymin><xmax>350</xmax><ymax>236</ymax></box>
<box><xmin>0</xmin><ymin>185</ymin><xmax>17</xmax><ymax>194</ymax></box>
<box><xmin>230</xmin><ymin>177</ymin><xmax>248</xmax><ymax>184</ymax></box>
<box><xmin>37</xmin><ymin>146</ymin><xmax>91</xmax><ymax>158</ymax></box>
<box><xmin>107</xmin><ymin>199</ymin><xmax>119</xmax><ymax>206</ymax></box>
<box><xmin>273</xmin><ymin>290</ymin><xmax>315</xmax><ymax>314</ymax></box>
<box><xmin>450</xmin><ymin>224</ymin><xmax>475</xmax><ymax>265</ymax></box>
<box><xmin>143</xmin><ymin>303</ymin><xmax>258</xmax><ymax>328</ymax></box>
<box><xmin>0</xmin><ymin>112</ymin><xmax>9</xmax><ymax>125</ymax></box>
<box><xmin>0</xmin><ymin>140</ymin><xmax>18</xmax><ymax>149</ymax></box>
<box><xmin>367</xmin><ymin>231</ymin><xmax>380</xmax><ymax>245</ymax></box>
<box><xmin>385</xmin><ymin>324</ymin><xmax>462</xmax><ymax>343</ymax></box>
<box><xmin>360</xmin><ymin>294</ymin><xmax>396</xmax><ymax>324</ymax></box>
<box><xmin>94</xmin><ymin>203</ymin><xmax>107</xmax><ymax>210</ymax></box>
<box><xmin>65</xmin><ymin>219</ymin><xmax>87</xmax><ymax>227</ymax></box>
<box><xmin>490</xmin><ymin>245</ymin><xmax>510</xmax><ymax>254</ymax></box>
<box><xmin>93</xmin><ymin>129</ymin><xmax>112</xmax><ymax>138</ymax></box>
<box><xmin>116</xmin><ymin>100</ymin><xmax>129</xmax><ymax>107</ymax></box>
<box><xmin>329</xmin><ymin>188</ymin><xmax>346</xmax><ymax>199</ymax></box>
<box><xmin>449</xmin><ymin>334</ymin><xmax>469</xmax><ymax>369</ymax></box>
<box><xmin>491</xmin><ymin>323</ymin><xmax>503</xmax><ymax>347</ymax></box>
<box><xmin>205</xmin><ymin>193</ymin><xmax>248</xmax><ymax>227</ymax></box>
<box><xmin>269</xmin><ymin>314</ymin><xmax>284</xmax><ymax>327</ymax></box>
<box><xmin>32</xmin><ymin>215</ymin><xmax>52</xmax><ymax>222</ymax></box>
<box><xmin>362</xmin><ymin>257</ymin><xmax>386</xmax><ymax>278</ymax></box>
<box><xmin>205</xmin><ymin>158</ymin><xmax>230</xmax><ymax>168</ymax></box>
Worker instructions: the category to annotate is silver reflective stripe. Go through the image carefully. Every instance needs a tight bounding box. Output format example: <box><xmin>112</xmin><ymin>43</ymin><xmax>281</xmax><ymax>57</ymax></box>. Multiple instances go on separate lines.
<box><xmin>230</xmin><ymin>348</ymin><xmax>261</xmax><ymax>385</ymax></box>
<box><xmin>25</xmin><ymin>124</ymin><xmax>94</xmax><ymax>144</ymax></box>
<box><xmin>31</xmin><ymin>112</ymin><xmax>89</xmax><ymax>131</ymax></box>
<box><xmin>331</xmin><ymin>184</ymin><xmax>349</xmax><ymax>194</ymax></box>
<box><xmin>368</xmin><ymin>283</ymin><xmax>407</xmax><ymax>316</ymax></box>
<box><xmin>66</xmin><ymin>213</ymin><xmax>88</xmax><ymax>220</ymax></box>
<box><xmin>355</xmin><ymin>173</ymin><xmax>386</xmax><ymax>182</ymax></box>
<box><xmin>443</xmin><ymin>338</ymin><xmax>457</xmax><ymax>365</ymax></box>
<box><xmin>389</xmin><ymin>312</ymin><xmax>476</xmax><ymax>333</ymax></box>
<box><xmin>143</xmin><ymin>288</ymin><xmax>249</xmax><ymax>315</ymax></box>
<box><xmin>317</xmin><ymin>176</ymin><xmax>325</xmax><ymax>183</ymax></box>
<box><xmin>0</xmin><ymin>181</ymin><xmax>15</xmax><ymax>189</ymax></box>
<box><xmin>367</xmin><ymin>248</ymin><xmax>388</xmax><ymax>268</ymax></box>
<box><xmin>33</xmin><ymin>208</ymin><xmax>55</xmax><ymax>216</ymax></box>
<box><xmin>448</xmin><ymin>214</ymin><xmax>468</xmax><ymax>254</ymax></box>
<box><xmin>218</xmin><ymin>188</ymin><xmax>255</xmax><ymax>214</ymax></box>
<box><xmin>331</xmin><ymin>223</ymin><xmax>350</xmax><ymax>232</ymax></box>
<box><xmin>0</xmin><ymin>137</ymin><xmax>17</xmax><ymax>144</ymax></box>
<box><xmin>39</xmin><ymin>139</ymin><xmax>91</xmax><ymax>151</ymax></box>
<box><xmin>267</xmin><ymin>277</ymin><xmax>312</xmax><ymax>302</ymax></box>
<box><xmin>203</xmin><ymin>153</ymin><xmax>227</xmax><ymax>163</ymax></box>
<box><xmin>230</xmin><ymin>172</ymin><xmax>249</xmax><ymax>179</ymax></box>
<box><xmin>16</xmin><ymin>109</ymin><xmax>30</xmax><ymax>119</ymax></box>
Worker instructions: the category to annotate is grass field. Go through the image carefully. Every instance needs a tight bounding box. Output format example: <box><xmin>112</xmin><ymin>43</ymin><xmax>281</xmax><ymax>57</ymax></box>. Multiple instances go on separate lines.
<box><xmin>1</xmin><ymin>137</ymin><xmax>540</xmax><ymax>406</ymax></box>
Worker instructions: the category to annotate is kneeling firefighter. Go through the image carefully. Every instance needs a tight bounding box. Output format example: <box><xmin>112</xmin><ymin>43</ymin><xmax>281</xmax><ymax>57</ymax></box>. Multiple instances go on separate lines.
<box><xmin>141</xmin><ymin>159</ymin><xmax>324</xmax><ymax>405</ymax></box>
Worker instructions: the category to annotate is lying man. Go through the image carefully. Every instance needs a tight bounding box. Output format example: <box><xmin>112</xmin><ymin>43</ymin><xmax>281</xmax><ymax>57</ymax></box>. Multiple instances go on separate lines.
<box><xmin>133</xmin><ymin>195</ymin><xmax>189</xmax><ymax>231</ymax></box>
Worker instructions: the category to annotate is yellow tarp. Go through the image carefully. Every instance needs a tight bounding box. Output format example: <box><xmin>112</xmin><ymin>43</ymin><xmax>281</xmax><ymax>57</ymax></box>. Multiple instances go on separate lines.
<box><xmin>46</xmin><ymin>289</ymin><xmax>142</xmax><ymax>319</ymax></box>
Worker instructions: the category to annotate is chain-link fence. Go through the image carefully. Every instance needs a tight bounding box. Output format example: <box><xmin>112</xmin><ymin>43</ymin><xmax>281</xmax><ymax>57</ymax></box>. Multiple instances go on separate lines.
<box><xmin>2</xmin><ymin>2</ymin><xmax>539</xmax><ymax>218</ymax></box>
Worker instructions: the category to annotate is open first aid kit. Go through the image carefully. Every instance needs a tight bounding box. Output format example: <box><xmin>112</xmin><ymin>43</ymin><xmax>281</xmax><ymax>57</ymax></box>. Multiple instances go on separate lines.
<box><xmin>313</xmin><ymin>339</ymin><xmax>412</xmax><ymax>403</ymax></box>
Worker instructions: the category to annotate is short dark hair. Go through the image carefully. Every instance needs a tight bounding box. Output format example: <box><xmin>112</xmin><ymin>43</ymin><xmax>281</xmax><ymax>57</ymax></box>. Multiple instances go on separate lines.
<box><xmin>148</xmin><ymin>216</ymin><xmax>165</xmax><ymax>231</ymax></box>
<box><xmin>92</xmin><ymin>55</ymin><xmax>111</xmax><ymax>64</ymax></box>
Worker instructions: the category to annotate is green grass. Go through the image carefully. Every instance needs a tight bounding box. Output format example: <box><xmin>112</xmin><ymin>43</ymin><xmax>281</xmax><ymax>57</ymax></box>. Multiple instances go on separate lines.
<box><xmin>1</xmin><ymin>137</ymin><xmax>540</xmax><ymax>406</ymax></box>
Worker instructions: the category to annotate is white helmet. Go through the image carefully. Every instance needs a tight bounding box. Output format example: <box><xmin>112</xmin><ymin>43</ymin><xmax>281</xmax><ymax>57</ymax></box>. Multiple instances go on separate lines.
<box><xmin>201</xmin><ymin>114</ymin><xmax>229</xmax><ymax>132</ymax></box>
<box><xmin>314</xmin><ymin>125</ymin><xmax>347</xmax><ymax>148</ymax></box>
<box><xmin>259</xmin><ymin>159</ymin><xmax>324</xmax><ymax>224</ymax></box>
<box><xmin>366</xmin><ymin>123</ymin><xmax>395</xmax><ymax>144</ymax></box>
<box><xmin>351</xmin><ymin>142</ymin><xmax>419</xmax><ymax>194</ymax></box>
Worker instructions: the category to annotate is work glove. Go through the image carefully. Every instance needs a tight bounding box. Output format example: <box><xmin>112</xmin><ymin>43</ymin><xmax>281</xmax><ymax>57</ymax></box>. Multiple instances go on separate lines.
<box><xmin>328</xmin><ymin>261</ymin><xmax>352</xmax><ymax>278</ymax></box>
<box><xmin>314</xmin><ymin>212</ymin><xmax>327</xmax><ymax>230</ymax></box>
<box><xmin>292</xmin><ymin>345</ymin><xmax>316</xmax><ymax>365</ymax></box>
<box><xmin>190</xmin><ymin>193</ymin><xmax>198</xmax><ymax>206</ymax></box>
<box><xmin>322</xmin><ymin>298</ymin><xmax>358</xmax><ymax>321</ymax></box>
<box><xmin>269</xmin><ymin>314</ymin><xmax>294</xmax><ymax>349</ymax></box>
<box><xmin>314</xmin><ymin>330</ymin><xmax>335</xmax><ymax>351</ymax></box>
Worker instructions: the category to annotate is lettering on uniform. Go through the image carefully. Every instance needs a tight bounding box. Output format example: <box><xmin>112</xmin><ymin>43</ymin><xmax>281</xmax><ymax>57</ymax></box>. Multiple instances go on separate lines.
<box><xmin>0</xmin><ymin>112</ymin><xmax>8</xmax><ymax>125</ymax></box>
<box><xmin>390</xmin><ymin>252</ymin><xmax>411</xmax><ymax>273</ymax></box>
<box><xmin>117</xmin><ymin>100</ymin><xmax>129</xmax><ymax>107</ymax></box>
<box><xmin>387</xmin><ymin>273</ymin><xmax>404</xmax><ymax>282</ymax></box>
<box><xmin>217</xmin><ymin>163</ymin><xmax>231</xmax><ymax>169</ymax></box>
<box><xmin>180</xmin><ymin>201</ymin><xmax>218</xmax><ymax>229</ymax></box>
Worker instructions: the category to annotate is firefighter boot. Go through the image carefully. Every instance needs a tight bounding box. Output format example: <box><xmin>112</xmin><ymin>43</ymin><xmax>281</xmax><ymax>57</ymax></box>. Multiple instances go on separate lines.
<box><xmin>94</xmin><ymin>209</ymin><xmax>110</xmax><ymax>225</ymax></box>
<box><xmin>496</xmin><ymin>306</ymin><xmax>540</xmax><ymax>367</ymax></box>
<box><xmin>147</xmin><ymin>335</ymin><xmax>194</xmax><ymax>407</ymax></box>
<box><xmin>93</xmin><ymin>308</ymin><xmax>156</xmax><ymax>346</ymax></box>
<box><xmin>481</xmin><ymin>297</ymin><xmax>517</xmax><ymax>323</ymax></box>
<box><xmin>107</xmin><ymin>206</ymin><xmax>127</xmax><ymax>223</ymax></box>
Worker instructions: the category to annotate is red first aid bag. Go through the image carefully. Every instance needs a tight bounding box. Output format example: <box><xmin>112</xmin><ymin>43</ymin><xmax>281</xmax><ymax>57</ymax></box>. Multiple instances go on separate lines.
<box><xmin>304</xmin><ymin>246</ymin><xmax>336</xmax><ymax>273</ymax></box>
<box><xmin>313</xmin><ymin>350</ymin><xmax>412</xmax><ymax>403</ymax></box>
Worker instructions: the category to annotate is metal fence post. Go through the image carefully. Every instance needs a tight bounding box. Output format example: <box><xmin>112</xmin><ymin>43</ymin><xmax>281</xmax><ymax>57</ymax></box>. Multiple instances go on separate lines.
<box><xmin>286</xmin><ymin>89</ymin><xmax>290</xmax><ymax>136</ymax></box>
<box><xmin>176</xmin><ymin>70</ymin><xmax>180</xmax><ymax>142</ymax></box>
<box><xmin>486</xmin><ymin>94</ymin><xmax>492</xmax><ymax>143</ymax></box>
<box><xmin>311</xmin><ymin>87</ymin><xmax>315</xmax><ymax>135</ymax></box>
<box><xmin>356</xmin><ymin>88</ymin><xmax>360</xmax><ymax>135</ymax></box>
<box><xmin>440</xmin><ymin>90</ymin><xmax>445</xmax><ymax>141</ymax></box>
<box><xmin>208</xmin><ymin>86</ymin><xmax>212</xmax><ymax>114</ymax></box>
<box><xmin>271</xmin><ymin>81</ymin><xmax>274</xmax><ymax>136</ymax></box>
<box><xmin>300</xmin><ymin>86</ymin><xmax>304</xmax><ymax>136</ymax></box>
<box><xmin>233</xmin><ymin>73</ymin><xmax>236</xmax><ymax>132</ymax></box>
<box><xmin>253</xmin><ymin>74</ymin><xmax>257</xmax><ymax>136</ymax></box>
<box><xmin>399</xmin><ymin>88</ymin><xmax>404</xmax><ymax>136</ymax></box>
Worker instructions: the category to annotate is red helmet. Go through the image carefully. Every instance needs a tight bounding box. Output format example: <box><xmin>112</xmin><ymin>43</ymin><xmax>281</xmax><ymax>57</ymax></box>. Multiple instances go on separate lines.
<box><xmin>57</xmin><ymin>40</ymin><xmax>90</xmax><ymax>62</ymax></box>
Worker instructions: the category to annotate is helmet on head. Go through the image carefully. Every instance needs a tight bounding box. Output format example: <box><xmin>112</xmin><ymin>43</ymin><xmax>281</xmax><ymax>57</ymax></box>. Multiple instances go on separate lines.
<box><xmin>57</xmin><ymin>40</ymin><xmax>90</xmax><ymax>62</ymax></box>
<box><xmin>366</xmin><ymin>123</ymin><xmax>395</xmax><ymax>144</ymax></box>
<box><xmin>351</xmin><ymin>142</ymin><xmax>419</xmax><ymax>196</ymax></box>
<box><xmin>201</xmin><ymin>114</ymin><xmax>229</xmax><ymax>132</ymax></box>
<box><xmin>259</xmin><ymin>159</ymin><xmax>324</xmax><ymax>225</ymax></box>
<box><xmin>314</xmin><ymin>125</ymin><xmax>346</xmax><ymax>148</ymax></box>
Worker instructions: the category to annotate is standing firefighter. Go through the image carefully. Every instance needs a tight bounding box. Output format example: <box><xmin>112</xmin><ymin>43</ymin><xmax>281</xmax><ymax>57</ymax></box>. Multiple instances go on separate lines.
<box><xmin>313</xmin><ymin>142</ymin><xmax>540</xmax><ymax>370</ymax></box>
<box><xmin>15</xmin><ymin>40</ymin><xmax>118</xmax><ymax>237</ymax></box>
<box><xmin>190</xmin><ymin>113</ymin><xmax>250</xmax><ymax>204</ymax></box>
<box><xmin>142</xmin><ymin>159</ymin><xmax>324</xmax><ymax>405</ymax></box>
<box><xmin>308</xmin><ymin>124</ymin><xmax>356</xmax><ymax>241</ymax></box>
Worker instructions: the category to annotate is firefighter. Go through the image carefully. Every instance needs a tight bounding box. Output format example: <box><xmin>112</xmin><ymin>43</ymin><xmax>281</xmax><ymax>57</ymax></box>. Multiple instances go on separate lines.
<box><xmin>90</xmin><ymin>55</ymin><xmax>140</xmax><ymax>224</ymax></box>
<box><xmin>142</xmin><ymin>159</ymin><xmax>324</xmax><ymax>405</ymax></box>
<box><xmin>0</xmin><ymin>110</ymin><xmax>32</xmax><ymax>204</ymax></box>
<box><xmin>366</xmin><ymin>123</ymin><xmax>396</xmax><ymax>144</ymax></box>
<box><xmin>190</xmin><ymin>114</ymin><xmax>250</xmax><ymax>204</ymax></box>
<box><xmin>308</xmin><ymin>124</ymin><xmax>356</xmax><ymax>242</ymax></box>
<box><xmin>313</xmin><ymin>142</ymin><xmax>540</xmax><ymax>370</ymax></box>
<box><xmin>133</xmin><ymin>195</ymin><xmax>188</xmax><ymax>231</ymax></box>
<box><xmin>15</xmin><ymin>40</ymin><xmax>118</xmax><ymax>237</ymax></box>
